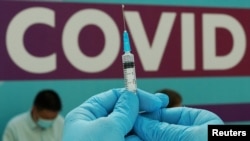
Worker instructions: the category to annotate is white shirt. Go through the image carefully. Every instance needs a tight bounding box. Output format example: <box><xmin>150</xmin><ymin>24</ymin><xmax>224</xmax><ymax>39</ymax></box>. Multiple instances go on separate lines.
<box><xmin>2</xmin><ymin>111</ymin><xmax>64</xmax><ymax>141</ymax></box>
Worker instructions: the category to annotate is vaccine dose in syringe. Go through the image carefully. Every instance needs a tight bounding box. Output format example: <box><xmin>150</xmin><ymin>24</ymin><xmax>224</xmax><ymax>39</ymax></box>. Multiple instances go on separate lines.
<box><xmin>121</xmin><ymin>5</ymin><xmax>137</xmax><ymax>93</ymax></box>
<box><xmin>122</xmin><ymin>30</ymin><xmax>137</xmax><ymax>93</ymax></box>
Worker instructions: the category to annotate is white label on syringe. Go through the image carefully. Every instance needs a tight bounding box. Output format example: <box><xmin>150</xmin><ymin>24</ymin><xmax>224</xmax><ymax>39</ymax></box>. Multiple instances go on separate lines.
<box><xmin>124</xmin><ymin>67</ymin><xmax>137</xmax><ymax>92</ymax></box>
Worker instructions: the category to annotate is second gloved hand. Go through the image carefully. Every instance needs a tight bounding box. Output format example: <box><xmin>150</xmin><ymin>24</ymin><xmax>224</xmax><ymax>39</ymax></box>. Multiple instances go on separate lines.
<box><xmin>133</xmin><ymin>106</ymin><xmax>224</xmax><ymax>141</ymax></box>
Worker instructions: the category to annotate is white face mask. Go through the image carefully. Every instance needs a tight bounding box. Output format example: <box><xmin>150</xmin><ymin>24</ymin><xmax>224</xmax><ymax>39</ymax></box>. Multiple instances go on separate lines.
<box><xmin>37</xmin><ymin>118</ymin><xmax>54</xmax><ymax>129</ymax></box>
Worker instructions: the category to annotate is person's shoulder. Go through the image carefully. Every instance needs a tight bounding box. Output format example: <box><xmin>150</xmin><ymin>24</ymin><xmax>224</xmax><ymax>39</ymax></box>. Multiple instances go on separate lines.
<box><xmin>53</xmin><ymin>114</ymin><xmax>64</xmax><ymax>129</ymax></box>
<box><xmin>56</xmin><ymin>114</ymin><xmax>65</xmax><ymax>122</ymax></box>
<box><xmin>8</xmin><ymin>112</ymin><xmax>28</xmax><ymax>123</ymax></box>
<box><xmin>6</xmin><ymin>112</ymin><xmax>29</xmax><ymax>127</ymax></box>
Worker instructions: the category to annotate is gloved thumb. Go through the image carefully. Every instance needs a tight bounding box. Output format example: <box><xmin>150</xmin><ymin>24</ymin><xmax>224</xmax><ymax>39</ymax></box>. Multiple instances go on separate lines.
<box><xmin>137</xmin><ymin>89</ymin><xmax>168</xmax><ymax>112</ymax></box>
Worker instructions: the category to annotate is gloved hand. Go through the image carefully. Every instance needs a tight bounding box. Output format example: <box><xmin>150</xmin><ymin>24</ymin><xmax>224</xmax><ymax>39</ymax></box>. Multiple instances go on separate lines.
<box><xmin>132</xmin><ymin>106</ymin><xmax>224</xmax><ymax>141</ymax></box>
<box><xmin>62</xmin><ymin>88</ymin><xmax>168</xmax><ymax>141</ymax></box>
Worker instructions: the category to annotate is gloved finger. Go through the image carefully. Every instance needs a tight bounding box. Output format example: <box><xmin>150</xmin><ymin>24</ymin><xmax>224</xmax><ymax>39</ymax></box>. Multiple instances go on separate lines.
<box><xmin>125</xmin><ymin>135</ymin><xmax>142</xmax><ymax>141</ymax></box>
<box><xmin>141</xmin><ymin>107</ymin><xmax>224</xmax><ymax>125</ymax></box>
<box><xmin>108</xmin><ymin>89</ymin><xmax>139</xmax><ymax>135</ymax></box>
<box><xmin>135</xmin><ymin>115</ymin><xmax>215</xmax><ymax>141</ymax></box>
<box><xmin>134</xmin><ymin>115</ymin><xmax>189</xmax><ymax>141</ymax></box>
<box><xmin>65</xmin><ymin>88</ymin><xmax>130</xmax><ymax>121</ymax></box>
<box><xmin>155</xmin><ymin>93</ymin><xmax>169</xmax><ymax>107</ymax></box>
<box><xmin>137</xmin><ymin>89</ymin><xmax>168</xmax><ymax>112</ymax></box>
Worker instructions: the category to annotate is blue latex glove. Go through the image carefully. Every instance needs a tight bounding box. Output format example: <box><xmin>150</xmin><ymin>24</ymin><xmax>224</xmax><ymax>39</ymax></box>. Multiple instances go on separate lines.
<box><xmin>62</xmin><ymin>88</ymin><xmax>168</xmax><ymax>141</ymax></box>
<box><xmin>132</xmin><ymin>106</ymin><xmax>224</xmax><ymax>141</ymax></box>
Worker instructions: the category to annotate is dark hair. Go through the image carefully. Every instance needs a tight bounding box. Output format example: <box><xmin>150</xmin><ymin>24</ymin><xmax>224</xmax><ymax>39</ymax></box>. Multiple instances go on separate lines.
<box><xmin>155</xmin><ymin>89</ymin><xmax>182</xmax><ymax>108</ymax></box>
<box><xmin>33</xmin><ymin>89</ymin><xmax>62</xmax><ymax>111</ymax></box>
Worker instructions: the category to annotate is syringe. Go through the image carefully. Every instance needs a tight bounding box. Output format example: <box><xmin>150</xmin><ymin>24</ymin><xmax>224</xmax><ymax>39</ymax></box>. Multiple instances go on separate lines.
<box><xmin>122</xmin><ymin>5</ymin><xmax>137</xmax><ymax>93</ymax></box>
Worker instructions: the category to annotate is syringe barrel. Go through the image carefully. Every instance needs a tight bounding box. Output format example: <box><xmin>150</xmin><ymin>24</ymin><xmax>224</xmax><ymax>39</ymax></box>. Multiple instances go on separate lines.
<box><xmin>122</xmin><ymin>52</ymin><xmax>137</xmax><ymax>93</ymax></box>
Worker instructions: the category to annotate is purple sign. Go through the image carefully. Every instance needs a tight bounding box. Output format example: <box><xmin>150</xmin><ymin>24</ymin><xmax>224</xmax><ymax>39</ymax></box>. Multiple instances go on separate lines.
<box><xmin>1</xmin><ymin>1</ymin><xmax>250</xmax><ymax>80</ymax></box>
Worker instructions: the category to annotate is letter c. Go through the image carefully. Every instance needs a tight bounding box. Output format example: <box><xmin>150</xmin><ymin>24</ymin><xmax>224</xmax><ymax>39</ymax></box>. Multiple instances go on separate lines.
<box><xmin>6</xmin><ymin>7</ymin><xmax>56</xmax><ymax>73</ymax></box>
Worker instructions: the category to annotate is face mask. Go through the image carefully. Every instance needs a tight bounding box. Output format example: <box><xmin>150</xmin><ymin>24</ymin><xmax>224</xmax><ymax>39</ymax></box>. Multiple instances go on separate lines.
<box><xmin>37</xmin><ymin>118</ymin><xmax>54</xmax><ymax>129</ymax></box>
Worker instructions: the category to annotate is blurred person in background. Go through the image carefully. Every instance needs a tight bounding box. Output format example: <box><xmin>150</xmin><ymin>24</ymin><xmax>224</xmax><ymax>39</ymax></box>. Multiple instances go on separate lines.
<box><xmin>2</xmin><ymin>89</ymin><xmax>64</xmax><ymax>141</ymax></box>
